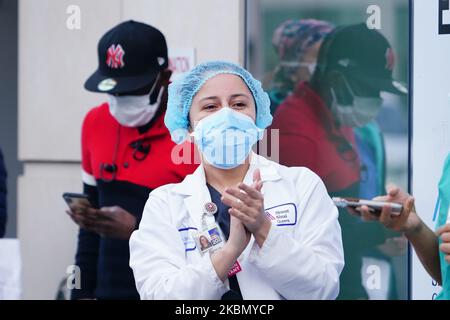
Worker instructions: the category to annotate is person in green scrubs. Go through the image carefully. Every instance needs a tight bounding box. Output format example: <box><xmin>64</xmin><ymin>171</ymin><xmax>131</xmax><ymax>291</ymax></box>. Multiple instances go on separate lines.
<box><xmin>357</xmin><ymin>153</ymin><xmax>450</xmax><ymax>299</ymax></box>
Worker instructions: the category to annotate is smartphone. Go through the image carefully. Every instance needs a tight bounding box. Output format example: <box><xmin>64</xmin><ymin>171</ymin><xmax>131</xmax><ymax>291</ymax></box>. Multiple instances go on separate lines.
<box><xmin>332</xmin><ymin>197</ymin><xmax>402</xmax><ymax>216</ymax></box>
<box><xmin>62</xmin><ymin>192</ymin><xmax>92</xmax><ymax>210</ymax></box>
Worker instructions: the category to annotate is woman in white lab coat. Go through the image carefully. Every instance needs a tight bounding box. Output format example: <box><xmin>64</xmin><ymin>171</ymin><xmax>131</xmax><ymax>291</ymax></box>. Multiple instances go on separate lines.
<box><xmin>129</xmin><ymin>61</ymin><xmax>344</xmax><ymax>300</ymax></box>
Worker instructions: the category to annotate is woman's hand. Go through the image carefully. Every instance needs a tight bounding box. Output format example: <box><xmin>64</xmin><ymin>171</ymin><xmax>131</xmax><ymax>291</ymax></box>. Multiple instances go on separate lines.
<box><xmin>436</xmin><ymin>223</ymin><xmax>450</xmax><ymax>264</ymax></box>
<box><xmin>224</xmin><ymin>216</ymin><xmax>251</xmax><ymax>259</ymax></box>
<box><xmin>358</xmin><ymin>185</ymin><xmax>421</xmax><ymax>235</ymax></box>
<box><xmin>357</xmin><ymin>186</ymin><xmax>442</xmax><ymax>284</ymax></box>
<box><xmin>211</xmin><ymin>217</ymin><xmax>250</xmax><ymax>282</ymax></box>
<box><xmin>221</xmin><ymin>169</ymin><xmax>272</xmax><ymax>247</ymax></box>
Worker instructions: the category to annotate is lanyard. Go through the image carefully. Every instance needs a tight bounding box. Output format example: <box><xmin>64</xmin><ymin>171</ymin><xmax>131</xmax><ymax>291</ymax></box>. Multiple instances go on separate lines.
<box><xmin>202</xmin><ymin>202</ymin><xmax>218</xmax><ymax>230</ymax></box>
<box><xmin>195</xmin><ymin>202</ymin><xmax>224</xmax><ymax>255</ymax></box>
<box><xmin>197</xmin><ymin>201</ymin><xmax>242</xmax><ymax>278</ymax></box>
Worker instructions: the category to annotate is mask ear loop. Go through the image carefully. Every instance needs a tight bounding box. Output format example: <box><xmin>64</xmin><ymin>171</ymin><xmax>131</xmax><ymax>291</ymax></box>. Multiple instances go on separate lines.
<box><xmin>148</xmin><ymin>73</ymin><xmax>161</xmax><ymax>104</ymax></box>
<box><xmin>340</xmin><ymin>75</ymin><xmax>358</xmax><ymax>102</ymax></box>
<box><xmin>151</xmin><ymin>86</ymin><xmax>165</xmax><ymax>107</ymax></box>
<box><xmin>328</xmin><ymin>71</ymin><xmax>357</xmax><ymax>108</ymax></box>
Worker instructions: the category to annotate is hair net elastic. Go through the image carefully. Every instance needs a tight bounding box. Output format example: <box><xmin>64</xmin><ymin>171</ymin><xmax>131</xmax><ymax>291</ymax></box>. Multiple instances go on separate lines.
<box><xmin>165</xmin><ymin>61</ymin><xmax>272</xmax><ymax>144</ymax></box>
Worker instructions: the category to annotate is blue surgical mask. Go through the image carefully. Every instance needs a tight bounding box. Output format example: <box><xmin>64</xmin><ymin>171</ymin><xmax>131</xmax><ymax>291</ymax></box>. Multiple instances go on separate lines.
<box><xmin>191</xmin><ymin>107</ymin><xmax>263</xmax><ymax>170</ymax></box>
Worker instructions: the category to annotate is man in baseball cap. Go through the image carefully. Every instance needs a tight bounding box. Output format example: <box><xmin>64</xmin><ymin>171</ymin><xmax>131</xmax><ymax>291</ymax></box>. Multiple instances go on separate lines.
<box><xmin>85</xmin><ymin>20</ymin><xmax>168</xmax><ymax>94</ymax></box>
<box><xmin>314</xmin><ymin>22</ymin><xmax>408</xmax><ymax>103</ymax></box>
<box><xmin>68</xmin><ymin>20</ymin><xmax>197</xmax><ymax>300</ymax></box>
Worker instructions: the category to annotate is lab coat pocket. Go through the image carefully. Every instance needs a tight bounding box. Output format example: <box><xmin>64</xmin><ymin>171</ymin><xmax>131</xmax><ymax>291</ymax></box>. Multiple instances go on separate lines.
<box><xmin>178</xmin><ymin>227</ymin><xmax>198</xmax><ymax>253</ymax></box>
<box><xmin>265</xmin><ymin>203</ymin><xmax>298</xmax><ymax>227</ymax></box>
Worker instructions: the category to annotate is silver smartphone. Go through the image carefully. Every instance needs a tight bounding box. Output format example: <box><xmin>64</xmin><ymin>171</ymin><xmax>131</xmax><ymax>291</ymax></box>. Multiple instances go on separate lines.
<box><xmin>332</xmin><ymin>197</ymin><xmax>402</xmax><ymax>216</ymax></box>
<box><xmin>62</xmin><ymin>192</ymin><xmax>92</xmax><ymax>210</ymax></box>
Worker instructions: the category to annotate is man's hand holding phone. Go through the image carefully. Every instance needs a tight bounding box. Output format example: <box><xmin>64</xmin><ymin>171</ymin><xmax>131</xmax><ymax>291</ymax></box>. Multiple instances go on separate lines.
<box><xmin>91</xmin><ymin>206</ymin><xmax>137</xmax><ymax>240</ymax></box>
<box><xmin>64</xmin><ymin>193</ymin><xmax>100</xmax><ymax>231</ymax></box>
<box><xmin>64</xmin><ymin>193</ymin><xmax>136</xmax><ymax>240</ymax></box>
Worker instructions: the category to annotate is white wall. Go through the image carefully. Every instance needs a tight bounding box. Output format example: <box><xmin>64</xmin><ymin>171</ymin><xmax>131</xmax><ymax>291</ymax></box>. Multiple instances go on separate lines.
<box><xmin>18</xmin><ymin>0</ymin><xmax>122</xmax><ymax>299</ymax></box>
<box><xmin>18</xmin><ymin>164</ymin><xmax>80</xmax><ymax>300</ymax></box>
<box><xmin>412</xmin><ymin>0</ymin><xmax>450</xmax><ymax>300</ymax></box>
<box><xmin>18</xmin><ymin>0</ymin><xmax>245</xmax><ymax>299</ymax></box>
<box><xmin>19</xmin><ymin>0</ymin><xmax>121</xmax><ymax>161</ymax></box>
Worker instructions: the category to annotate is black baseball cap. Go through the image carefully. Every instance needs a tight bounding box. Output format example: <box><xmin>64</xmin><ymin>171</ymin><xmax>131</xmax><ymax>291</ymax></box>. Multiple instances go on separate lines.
<box><xmin>85</xmin><ymin>20</ymin><xmax>168</xmax><ymax>94</ymax></box>
<box><xmin>317</xmin><ymin>23</ymin><xmax>408</xmax><ymax>95</ymax></box>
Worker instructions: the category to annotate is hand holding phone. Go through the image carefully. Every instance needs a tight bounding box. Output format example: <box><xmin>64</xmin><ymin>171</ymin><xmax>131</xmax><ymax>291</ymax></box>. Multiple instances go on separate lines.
<box><xmin>64</xmin><ymin>192</ymin><xmax>102</xmax><ymax>230</ymax></box>
<box><xmin>63</xmin><ymin>193</ymin><xmax>92</xmax><ymax>212</ymax></box>
<box><xmin>335</xmin><ymin>187</ymin><xmax>418</xmax><ymax>234</ymax></box>
<box><xmin>332</xmin><ymin>197</ymin><xmax>403</xmax><ymax>216</ymax></box>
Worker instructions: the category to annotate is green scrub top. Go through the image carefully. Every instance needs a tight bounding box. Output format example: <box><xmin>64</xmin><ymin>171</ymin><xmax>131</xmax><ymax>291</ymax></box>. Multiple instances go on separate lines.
<box><xmin>435</xmin><ymin>153</ymin><xmax>450</xmax><ymax>300</ymax></box>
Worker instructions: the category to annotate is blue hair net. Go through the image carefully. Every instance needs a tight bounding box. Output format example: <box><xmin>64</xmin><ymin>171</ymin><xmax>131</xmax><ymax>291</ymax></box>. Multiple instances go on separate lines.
<box><xmin>165</xmin><ymin>61</ymin><xmax>272</xmax><ymax>144</ymax></box>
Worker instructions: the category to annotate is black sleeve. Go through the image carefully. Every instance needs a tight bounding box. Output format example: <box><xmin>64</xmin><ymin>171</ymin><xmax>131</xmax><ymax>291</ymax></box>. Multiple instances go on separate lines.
<box><xmin>70</xmin><ymin>183</ymin><xmax>100</xmax><ymax>300</ymax></box>
<box><xmin>0</xmin><ymin>149</ymin><xmax>7</xmax><ymax>238</ymax></box>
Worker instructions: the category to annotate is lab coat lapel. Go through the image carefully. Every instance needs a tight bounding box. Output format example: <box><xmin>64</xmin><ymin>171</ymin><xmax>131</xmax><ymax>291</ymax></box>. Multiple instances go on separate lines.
<box><xmin>239</xmin><ymin>153</ymin><xmax>282</xmax><ymax>260</ymax></box>
<box><xmin>243</xmin><ymin>152</ymin><xmax>281</xmax><ymax>185</ymax></box>
<box><xmin>173</xmin><ymin>164</ymin><xmax>211</xmax><ymax>229</ymax></box>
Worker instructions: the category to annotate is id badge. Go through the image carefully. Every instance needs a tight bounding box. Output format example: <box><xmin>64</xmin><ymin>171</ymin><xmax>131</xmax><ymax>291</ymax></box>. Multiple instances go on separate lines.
<box><xmin>194</xmin><ymin>223</ymin><xmax>225</xmax><ymax>255</ymax></box>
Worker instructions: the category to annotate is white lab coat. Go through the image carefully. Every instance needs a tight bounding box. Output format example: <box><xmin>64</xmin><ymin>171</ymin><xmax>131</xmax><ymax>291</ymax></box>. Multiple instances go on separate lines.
<box><xmin>129</xmin><ymin>153</ymin><xmax>344</xmax><ymax>300</ymax></box>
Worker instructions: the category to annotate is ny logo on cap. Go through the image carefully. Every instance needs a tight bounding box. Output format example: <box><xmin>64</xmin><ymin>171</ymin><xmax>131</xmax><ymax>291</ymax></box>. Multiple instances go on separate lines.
<box><xmin>106</xmin><ymin>44</ymin><xmax>125</xmax><ymax>69</ymax></box>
